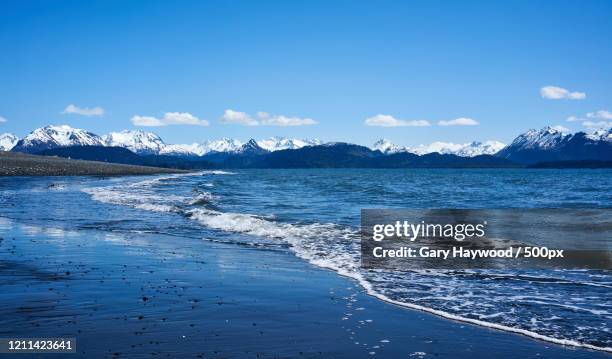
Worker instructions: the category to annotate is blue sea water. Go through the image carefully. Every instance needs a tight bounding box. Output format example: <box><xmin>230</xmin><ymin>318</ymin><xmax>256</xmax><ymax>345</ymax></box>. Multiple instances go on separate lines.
<box><xmin>0</xmin><ymin>169</ymin><xmax>610</xmax><ymax>351</ymax></box>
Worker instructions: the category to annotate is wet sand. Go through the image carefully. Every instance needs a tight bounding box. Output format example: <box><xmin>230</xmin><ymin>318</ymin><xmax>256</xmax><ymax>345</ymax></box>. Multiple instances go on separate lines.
<box><xmin>0</xmin><ymin>152</ymin><xmax>184</xmax><ymax>176</ymax></box>
<box><xmin>0</xmin><ymin>218</ymin><xmax>608</xmax><ymax>358</ymax></box>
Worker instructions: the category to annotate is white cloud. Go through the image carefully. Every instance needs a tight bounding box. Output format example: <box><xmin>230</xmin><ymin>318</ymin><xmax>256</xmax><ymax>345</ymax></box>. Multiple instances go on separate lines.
<box><xmin>540</xmin><ymin>86</ymin><xmax>586</xmax><ymax>100</ymax></box>
<box><xmin>62</xmin><ymin>104</ymin><xmax>105</xmax><ymax>116</ymax></box>
<box><xmin>221</xmin><ymin>109</ymin><xmax>317</xmax><ymax>126</ymax></box>
<box><xmin>566</xmin><ymin>110</ymin><xmax>612</xmax><ymax>130</ymax></box>
<box><xmin>587</xmin><ymin>110</ymin><xmax>612</xmax><ymax>120</ymax></box>
<box><xmin>0</xmin><ymin>116</ymin><xmax>6</xmax><ymax>123</ymax></box>
<box><xmin>131</xmin><ymin>112</ymin><xmax>209</xmax><ymax>127</ymax></box>
<box><xmin>438</xmin><ymin>117</ymin><xmax>479</xmax><ymax>126</ymax></box>
<box><xmin>221</xmin><ymin>109</ymin><xmax>258</xmax><ymax>126</ymax></box>
<box><xmin>161</xmin><ymin>112</ymin><xmax>209</xmax><ymax>126</ymax></box>
<box><xmin>583</xmin><ymin>120</ymin><xmax>612</xmax><ymax>129</ymax></box>
<box><xmin>131</xmin><ymin>115</ymin><xmax>165</xmax><ymax>127</ymax></box>
<box><xmin>260</xmin><ymin>115</ymin><xmax>317</xmax><ymax>126</ymax></box>
<box><xmin>551</xmin><ymin>125</ymin><xmax>570</xmax><ymax>133</ymax></box>
<box><xmin>364</xmin><ymin>114</ymin><xmax>430</xmax><ymax>127</ymax></box>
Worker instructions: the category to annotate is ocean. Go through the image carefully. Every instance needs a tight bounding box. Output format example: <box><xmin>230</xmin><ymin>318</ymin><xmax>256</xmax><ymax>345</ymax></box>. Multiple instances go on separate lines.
<box><xmin>0</xmin><ymin>168</ymin><xmax>610</xmax><ymax>353</ymax></box>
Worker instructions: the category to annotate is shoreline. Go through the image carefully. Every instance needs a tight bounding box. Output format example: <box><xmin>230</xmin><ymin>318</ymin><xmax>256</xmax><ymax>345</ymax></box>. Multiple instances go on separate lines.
<box><xmin>363</xmin><ymin>281</ymin><xmax>612</xmax><ymax>353</ymax></box>
<box><xmin>0</xmin><ymin>152</ymin><xmax>186</xmax><ymax>176</ymax></box>
<box><xmin>301</xmin><ymin>257</ymin><xmax>612</xmax><ymax>354</ymax></box>
<box><xmin>0</xmin><ymin>215</ymin><xmax>608</xmax><ymax>358</ymax></box>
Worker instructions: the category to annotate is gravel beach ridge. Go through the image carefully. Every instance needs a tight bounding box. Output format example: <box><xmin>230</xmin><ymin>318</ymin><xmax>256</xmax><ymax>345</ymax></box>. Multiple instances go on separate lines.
<box><xmin>0</xmin><ymin>151</ymin><xmax>186</xmax><ymax>176</ymax></box>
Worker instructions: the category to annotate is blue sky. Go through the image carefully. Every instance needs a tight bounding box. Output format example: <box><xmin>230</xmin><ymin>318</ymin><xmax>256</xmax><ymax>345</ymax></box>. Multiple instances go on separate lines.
<box><xmin>1</xmin><ymin>0</ymin><xmax>611</xmax><ymax>146</ymax></box>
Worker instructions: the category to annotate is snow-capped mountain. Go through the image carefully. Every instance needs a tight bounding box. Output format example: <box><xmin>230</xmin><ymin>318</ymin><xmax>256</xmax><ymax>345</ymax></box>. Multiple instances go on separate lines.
<box><xmin>499</xmin><ymin>126</ymin><xmax>567</xmax><ymax>152</ymax></box>
<box><xmin>409</xmin><ymin>141</ymin><xmax>506</xmax><ymax>156</ymax></box>
<box><xmin>585</xmin><ymin>128</ymin><xmax>612</xmax><ymax>142</ymax></box>
<box><xmin>454</xmin><ymin>141</ymin><xmax>506</xmax><ymax>157</ymax></box>
<box><xmin>102</xmin><ymin>133</ymin><xmax>245</xmax><ymax>157</ymax></box>
<box><xmin>407</xmin><ymin>142</ymin><xmax>465</xmax><ymax>156</ymax></box>
<box><xmin>496</xmin><ymin>126</ymin><xmax>569</xmax><ymax>161</ymax></box>
<box><xmin>11</xmin><ymin>125</ymin><xmax>104</xmax><ymax>153</ymax></box>
<box><xmin>371</xmin><ymin>139</ymin><xmax>506</xmax><ymax>157</ymax></box>
<box><xmin>239</xmin><ymin>139</ymin><xmax>268</xmax><ymax>155</ymax></box>
<box><xmin>256</xmin><ymin>137</ymin><xmax>322</xmax><ymax>152</ymax></box>
<box><xmin>0</xmin><ymin>133</ymin><xmax>18</xmax><ymax>151</ymax></box>
<box><xmin>4</xmin><ymin>124</ymin><xmax>325</xmax><ymax>156</ymax></box>
<box><xmin>161</xmin><ymin>138</ymin><xmax>245</xmax><ymax>156</ymax></box>
<box><xmin>496</xmin><ymin>126</ymin><xmax>612</xmax><ymax>164</ymax></box>
<box><xmin>6</xmin><ymin>124</ymin><xmax>609</xmax><ymax>165</ymax></box>
<box><xmin>103</xmin><ymin>130</ymin><xmax>165</xmax><ymax>155</ymax></box>
<box><xmin>371</xmin><ymin>139</ymin><xmax>406</xmax><ymax>154</ymax></box>
<box><xmin>159</xmin><ymin>143</ymin><xmax>207</xmax><ymax>157</ymax></box>
<box><xmin>161</xmin><ymin>137</ymin><xmax>321</xmax><ymax>156</ymax></box>
<box><xmin>201</xmin><ymin>138</ymin><xmax>244</xmax><ymax>153</ymax></box>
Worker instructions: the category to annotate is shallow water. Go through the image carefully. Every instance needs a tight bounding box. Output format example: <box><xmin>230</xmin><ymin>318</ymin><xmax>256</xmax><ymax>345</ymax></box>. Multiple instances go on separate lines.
<box><xmin>0</xmin><ymin>169</ymin><xmax>610</xmax><ymax>351</ymax></box>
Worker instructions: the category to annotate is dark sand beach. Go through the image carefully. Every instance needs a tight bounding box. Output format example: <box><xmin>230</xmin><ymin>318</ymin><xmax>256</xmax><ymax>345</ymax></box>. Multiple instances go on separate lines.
<box><xmin>0</xmin><ymin>217</ymin><xmax>607</xmax><ymax>358</ymax></box>
<box><xmin>0</xmin><ymin>152</ymin><xmax>184</xmax><ymax>176</ymax></box>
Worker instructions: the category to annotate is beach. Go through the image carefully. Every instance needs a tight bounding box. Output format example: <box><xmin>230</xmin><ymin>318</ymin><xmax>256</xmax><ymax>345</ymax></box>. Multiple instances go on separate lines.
<box><xmin>0</xmin><ymin>152</ymin><xmax>184</xmax><ymax>176</ymax></box>
<box><xmin>0</xmin><ymin>216</ymin><xmax>608</xmax><ymax>358</ymax></box>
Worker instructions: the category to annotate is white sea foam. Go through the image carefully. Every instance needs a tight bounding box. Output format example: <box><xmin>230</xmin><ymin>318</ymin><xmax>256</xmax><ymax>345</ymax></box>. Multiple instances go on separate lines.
<box><xmin>82</xmin><ymin>172</ymin><xmax>217</xmax><ymax>212</ymax></box>
<box><xmin>83</xmin><ymin>186</ymin><xmax>181</xmax><ymax>213</ymax></box>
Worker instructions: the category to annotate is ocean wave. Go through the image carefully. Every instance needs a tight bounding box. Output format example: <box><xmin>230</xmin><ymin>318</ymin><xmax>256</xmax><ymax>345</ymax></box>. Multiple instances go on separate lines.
<box><xmin>83</xmin><ymin>186</ymin><xmax>182</xmax><ymax>213</ymax></box>
<box><xmin>188</xmin><ymin>191</ymin><xmax>216</xmax><ymax>206</ymax></box>
<box><xmin>82</xmin><ymin>172</ymin><xmax>224</xmax><ymax>212</ymax></box>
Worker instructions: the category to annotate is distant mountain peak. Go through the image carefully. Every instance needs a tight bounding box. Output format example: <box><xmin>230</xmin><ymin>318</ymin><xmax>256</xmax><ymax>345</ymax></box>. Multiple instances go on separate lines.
<box><xmin>586</xmin><ymin>128</ymin><xmax>612</xmax><ymax>142</ymax></box>
<box><xmin>11</xmin><ymin>125</ymin><xmax>104</xmax><ymax>153</ymax></box>
<box><xmin>240</xmin><ymin>139</ymin><xmax>267</xmax><ymax>154</ymax></box>
<box><xmin>0</xmin><ymin>133</ymin><xmax>18</xmax><ymax>151</ymax></box>
<box><xmin>372</xmin><ymin>138</ymin><xmax>405</xmax><ymax>154</ymax></box>
<box><xmin>506</xmin><ymin>126</ymin><xmax>568</xmax><ymax>151</ymax></box>
<box><xmin>200</xmin><ymin>138</ymin><xmax>243</xmax><ymax>153</ymax></box>
<box><xmin>496</xmin><ymin>126</ymin><xmax>612</xmax><ymax>164</ymax></box>
<box><xmin>455</xmin><ymin>141</ymin><xmax>506</xmax><ymax>157</ymax></box>
<box><xmin>103</xmin><ymin>130</ymin><xmax>165</xmax><ymax>155</ymax></box>
<box><xmin>256</xmin><ymin>137</ymin><xmax>322</xmax><ymax>152</ymax></box>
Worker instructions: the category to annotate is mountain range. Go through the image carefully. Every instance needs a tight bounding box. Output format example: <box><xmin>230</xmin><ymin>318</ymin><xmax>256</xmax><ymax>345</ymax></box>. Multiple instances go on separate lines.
<box><xmin>6</xmin><ymin>126</ymin><xmax>325</xmax><ymax>157</ymax></box>
<box><xmin>1</xmin><ymin>125</ymin><xmax>611</xmax><ymax>168</ymax></box>
<box><xmin>4</xmin><ymin>125</ymin><xmax>503</xmax><ymax>157</ymax></box>
<box><xmin>371</xmin><ymin>138</ymin><xmax>505</xmax><ymax>157</ymax></box>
